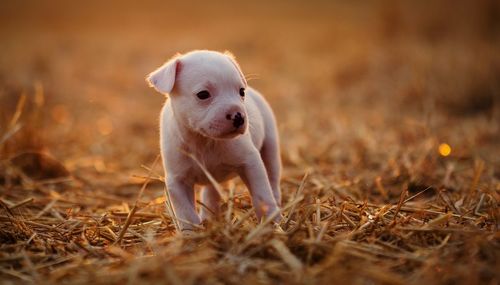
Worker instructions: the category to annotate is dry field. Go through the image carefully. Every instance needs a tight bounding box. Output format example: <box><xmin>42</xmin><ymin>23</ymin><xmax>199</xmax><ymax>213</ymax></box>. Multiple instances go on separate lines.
<box><xmin>0</xmin><ymin>1</ymin><xmax>499</xmax><ymax>284</ymax></box>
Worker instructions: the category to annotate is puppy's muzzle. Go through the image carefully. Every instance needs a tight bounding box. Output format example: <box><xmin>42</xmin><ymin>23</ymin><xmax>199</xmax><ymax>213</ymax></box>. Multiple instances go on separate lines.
<box><xmin>226</xmin><ymin>112</ymin><xmax>245</xmax><ymax>129</ymax></box>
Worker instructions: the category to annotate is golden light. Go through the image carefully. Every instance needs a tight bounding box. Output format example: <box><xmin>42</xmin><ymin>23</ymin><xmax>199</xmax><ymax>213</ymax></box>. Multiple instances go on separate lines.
<box><xmin>153</xmin><ymin>196</ymin><xmax>166</xmax><ymax>204</ymax></box>
<box><xmin>51</xmin><ymin>104</ymin><xmax>70</xmax><ymax>124</ymax></box>
<box><xmin>97</xmin><ymin>117</ymin><xmax>113</xmax><ymax>136</ymax></box>
<box><xmin>438</xmin><ymin>143</ymin><xmax>451</xmax><ymax>157</ymax></box>
<box><xmin>93</xmin><ymin>158</ymin><xmax>106</xmax><ymax>172</ymax></box>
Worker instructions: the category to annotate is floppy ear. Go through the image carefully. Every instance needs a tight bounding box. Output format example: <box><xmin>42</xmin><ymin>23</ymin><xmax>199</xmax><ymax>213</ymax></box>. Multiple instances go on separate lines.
<box><xmin>224</xmin><ymin>51</ymin><xmax>247</xmax><ymax>87</ymax></box>
<box><xmin>146</xmin><ymin>54</ymin><xmax>182</xmax><ymax>95</ymax></box>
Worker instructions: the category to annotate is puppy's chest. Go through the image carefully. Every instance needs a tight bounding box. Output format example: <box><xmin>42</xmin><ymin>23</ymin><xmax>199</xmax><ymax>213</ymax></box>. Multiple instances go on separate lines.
<box><xmin>184</xmin><ymin>145</ymin><xmax>240</xmax><ymax>184</ymax></box>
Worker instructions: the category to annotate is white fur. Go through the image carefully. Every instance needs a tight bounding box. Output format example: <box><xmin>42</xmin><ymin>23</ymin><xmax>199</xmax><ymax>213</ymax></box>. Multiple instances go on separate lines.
<box><xmin>146</xmin><ymin>50</ymin><xmax>281</xmax><ymax>231</ymax></box>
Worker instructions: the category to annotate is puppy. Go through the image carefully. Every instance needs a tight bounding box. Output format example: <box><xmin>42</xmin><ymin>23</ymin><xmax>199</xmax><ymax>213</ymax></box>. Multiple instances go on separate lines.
<box><xmin>146</xmin><ymin>50</ymin><xmax>281</xmax><ymax>231</ymax></box>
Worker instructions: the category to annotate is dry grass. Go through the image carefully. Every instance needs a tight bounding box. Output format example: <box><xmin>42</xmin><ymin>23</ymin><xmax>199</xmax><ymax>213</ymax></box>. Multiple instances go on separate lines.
<box><xmin>1</xmin><ymin>1</ymin><xmax>499</xmax><ymax>284</ymax></box>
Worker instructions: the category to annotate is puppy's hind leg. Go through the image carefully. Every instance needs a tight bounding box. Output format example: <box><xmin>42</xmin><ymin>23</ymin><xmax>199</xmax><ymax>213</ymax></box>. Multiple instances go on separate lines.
<box><xmin>199</xmin><ymin>185</ymin><xmax>222</xmax><ymax>221</ymax></box>
<box><xmin>260</xmin><ymin>136</ymin><xmax>282</xmax><ymax>206</ymax></box>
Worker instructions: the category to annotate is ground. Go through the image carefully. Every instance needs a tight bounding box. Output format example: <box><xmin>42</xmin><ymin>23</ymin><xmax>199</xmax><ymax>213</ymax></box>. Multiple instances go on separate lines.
<box><xmin>0</xmin><ymin>1</ymin><xmax>499</xmax><ymax>284</ymax></box>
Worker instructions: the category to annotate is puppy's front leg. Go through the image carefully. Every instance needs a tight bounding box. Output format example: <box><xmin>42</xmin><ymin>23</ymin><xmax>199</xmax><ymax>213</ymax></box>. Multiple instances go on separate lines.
<box><xmin>240</xmin><ymin>152</ymin><xmax>280</xmax><ymax>221</ymax></box>
<box><xmin>166</xmin><ymin>178</ymin><xmax>201</xmax><ymax>231</ymax></box>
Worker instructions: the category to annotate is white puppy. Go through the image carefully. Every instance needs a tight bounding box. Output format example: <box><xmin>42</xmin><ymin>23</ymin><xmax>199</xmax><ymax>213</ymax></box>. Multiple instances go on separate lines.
<box><xmin>146</xmin><ymin>50</ymin><xmax>281</xmax><ymax>231</ymax></box>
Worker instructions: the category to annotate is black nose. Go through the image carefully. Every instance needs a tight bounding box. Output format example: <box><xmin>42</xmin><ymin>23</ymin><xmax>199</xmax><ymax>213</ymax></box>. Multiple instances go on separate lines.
<box><xmin>232</xmin><ymin>112</ymin><xmax>245</xmax><ymax>128</ymax></box>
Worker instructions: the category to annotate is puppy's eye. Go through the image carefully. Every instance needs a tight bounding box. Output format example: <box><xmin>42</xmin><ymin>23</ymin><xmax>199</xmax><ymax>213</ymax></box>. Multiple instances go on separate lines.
<box><xmin>196</xmin><ymin>90</ymin><xmax>211</xmax><ymax>100</ymax></box>
<box><xmin>239</xmin><ymin>88</ymin><xmax>245</xmax><ymax>97</ymax></box>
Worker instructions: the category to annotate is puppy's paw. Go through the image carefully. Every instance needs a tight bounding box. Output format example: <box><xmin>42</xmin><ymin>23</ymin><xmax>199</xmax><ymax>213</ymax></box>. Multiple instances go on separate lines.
<box><xmin>178</xmin><ymin>224</ymin><xmax>205</xmax><ymax>237</ymax></box>
<box><xmin>179</xmin><ymin>228</ymin><xmax>198</xmax><ymax>237</ymax></box>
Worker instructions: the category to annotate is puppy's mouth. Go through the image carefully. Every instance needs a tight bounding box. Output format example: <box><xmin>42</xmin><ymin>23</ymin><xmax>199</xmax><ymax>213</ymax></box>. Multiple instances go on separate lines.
<box><xmin>220</xmin><ymin>128</ymin><xmax>244</xmax><ymax>139</ymax></box>
<box><xmin>199</xmin><ymin>126</ymin><xmax>245</xmax><ymax>140</ymax></box>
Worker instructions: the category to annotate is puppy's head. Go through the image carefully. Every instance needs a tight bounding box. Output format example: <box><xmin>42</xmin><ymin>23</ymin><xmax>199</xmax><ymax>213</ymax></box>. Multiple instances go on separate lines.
<box><xmin>147</xmin><ymin>50</ymin><xmax>248</xmax><ymax>139</ymax></box>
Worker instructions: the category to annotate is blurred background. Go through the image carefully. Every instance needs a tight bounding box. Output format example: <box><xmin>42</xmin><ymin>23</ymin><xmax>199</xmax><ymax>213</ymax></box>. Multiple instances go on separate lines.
<box><xmin>0</xmin><ymin>2</ymin><xmax>499</xmax><ymax>283</ymax></box>
<box><xmin>0</xmin><ymin>0</ymin><xmax>499</xmax><ymax>186</ymax></box>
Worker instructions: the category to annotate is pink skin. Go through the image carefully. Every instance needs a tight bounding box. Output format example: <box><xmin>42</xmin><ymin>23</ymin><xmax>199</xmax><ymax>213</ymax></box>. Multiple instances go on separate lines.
<box><xmin>147</xmin><ymin>50</ymin><xmax>281</xmax><ymax>231</ymax></box>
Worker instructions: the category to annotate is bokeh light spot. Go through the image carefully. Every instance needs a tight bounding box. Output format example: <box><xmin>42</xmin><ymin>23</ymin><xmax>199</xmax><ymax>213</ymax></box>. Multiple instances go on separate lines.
<box><xmin>439</xmin><ymin>143</ymin><xmax>451</xmax><ymax>157</ymax></box>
